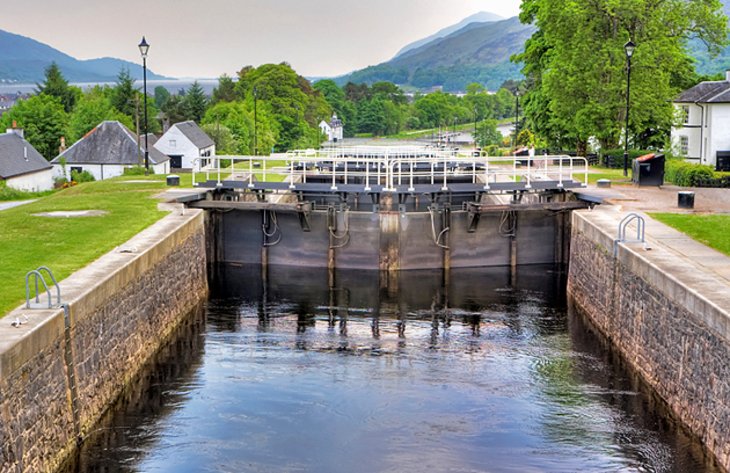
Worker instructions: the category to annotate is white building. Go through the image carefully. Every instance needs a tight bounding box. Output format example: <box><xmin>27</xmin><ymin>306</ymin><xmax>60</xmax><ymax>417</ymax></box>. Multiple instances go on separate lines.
<box><xmin>671</xmin><ymin>71</ymin><xmax>730</xmax><ymax>171</ymax></box>
<box><xmin>154</xmin><ymin>121</ymin><xmax>215</xmax><ymax>170</ymax></box>
<box><xmin>51</xmin><ymin>121</ymin><xmax>170</xmax><ymax>181</ymax></box>
<box><xmin>319</xmin><ymin>114</ymin><xmax>344</xmax><ymax>142</ymax></box>
<box><xmin>0</xmin><ymin>128</ymin><xmax>53</xmax><ymax>192</ymax></box>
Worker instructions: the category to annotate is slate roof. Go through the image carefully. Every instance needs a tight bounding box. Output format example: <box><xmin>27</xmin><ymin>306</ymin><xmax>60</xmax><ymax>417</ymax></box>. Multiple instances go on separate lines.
<box><xmin>0</xmin><ymin>132</ymin><xmax>51</xmax><ymax>179</ymax></box>
<box><xmin>52</xmin><ymin>121</ymin><xmax>169</xmax><ymax>166</ymax></box>
<box><xmin>676</xmin><ymin>80</ymin><xmax>730</xmax><ymax>103</ymax></box>
<box><xmin>173</xmin><ymin>121</ymin><xmax>214</xmax><ymax>149</ymax></box>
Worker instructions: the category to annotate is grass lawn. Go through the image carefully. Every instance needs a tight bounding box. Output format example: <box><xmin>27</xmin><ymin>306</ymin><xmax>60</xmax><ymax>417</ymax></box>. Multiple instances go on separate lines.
<box><xmin>586</xmin><ymin>166</ymin><xmax>633</xmax><ymax>185</ymax></box>
<box><xmin>649</xmin><ymin>213</ymin><xmax>730</xmax><ymax>256</ymax></box>
<box><xmin>0</xmin><ymin>175</ymin><xmax>171</xmax><ymax>317</ymax></box>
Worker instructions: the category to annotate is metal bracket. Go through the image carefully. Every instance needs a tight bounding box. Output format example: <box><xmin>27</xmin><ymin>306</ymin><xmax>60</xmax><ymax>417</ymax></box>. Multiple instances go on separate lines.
<box><xmin>296</xmin><ymin>201</ymin><xmax>312</xmax><ymax>232</ymax></box>
<box><xmin>467</xmin><ymin>202</ymin><xmax>481</xmax><ymax>233</ymax></box>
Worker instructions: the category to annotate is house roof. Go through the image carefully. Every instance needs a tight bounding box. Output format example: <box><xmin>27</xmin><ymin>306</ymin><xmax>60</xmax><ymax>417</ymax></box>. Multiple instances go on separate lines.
<box><xmin>0</xmin><ymin>132</ymin><xmax>51</xmax><ymax>179</ymax></box>
<box><xmin>52</xmin><ymin>121</ymin><xmax>169</xmax><ymax>166</ymax></box>
<box><xmin>675</xmin><ymin>80</ymin><xmax>730</xmax><ymax>103</ymax></box>
<box><xmin>172</xmin><ymin>121</ymin><xmax>214</xmax><ymax>149</ymax></box>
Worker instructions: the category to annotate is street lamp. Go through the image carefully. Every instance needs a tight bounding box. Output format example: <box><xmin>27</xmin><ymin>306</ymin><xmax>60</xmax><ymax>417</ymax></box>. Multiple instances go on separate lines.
<box><xmin>138</xmin><ymin>36</ymin><xmax>150</xmax><ymax>175</ymax></box>
<box><xmin>514</xmin><ymin>91</ymin><xmax>520</xmax><ymax>150</ymax></box>
<box><xmin>253</xmin><ymin>86</ymin><xmax>258</xmax><ymax>156</ymax></box>
<box><xmin>623</xmin><ymin>40</ymin><xmax>635</xmax><ymax>177</ymax></box>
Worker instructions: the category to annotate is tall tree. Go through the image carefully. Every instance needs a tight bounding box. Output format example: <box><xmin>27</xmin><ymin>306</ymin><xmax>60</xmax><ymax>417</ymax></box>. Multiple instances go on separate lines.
<box><xmin>66</xmin><ymin>86</ymin><xmax>133</xmax><ymax>143</ymax></box>
<box><xmin>36</xmin><ymin>63</ymin><xmax>79</xmax><ymax>113</ymax></box>
<box><xmin>183</xmin><ymin>81</ymin><xmax>208</xmax><ymax>123</ymax></box>
<box><xmin>211</xmin><ymin>74</ymin><xmax>238</xmax><ymax>104</ymax></box>
<box><xmin>154</xmin><ymin>86</ymin><xmax>171</xmax><ymax>109</ymax></box>
<box><xmin>515</xmin><ymin>0</ymin><xmax>728</xmax><ymax>151</ymax></box>
<box><xmin>111</xmin><ymin>68</ymin><xmax>137</xmax><ymax>117</ymax></box>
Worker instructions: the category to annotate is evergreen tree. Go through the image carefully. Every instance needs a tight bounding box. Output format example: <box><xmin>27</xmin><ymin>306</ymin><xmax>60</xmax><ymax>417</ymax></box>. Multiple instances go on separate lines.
<box><xmin>211</xmin><ymin>74</ymin><xmax>238</xmax><ymax>104</ymax></box>
<box><xmin>36</xmin><ymin>63</ymin><xmax>79</xmax><ymax>113</ymax></box>
<box><xmin>111</xmin><ymin>68</ymin><xmax>137</xmax><ymax>117</ymax></box>
<box><xmin>183</xmin><ymin>81</ymin><xmax>208</xmax><ymax>123</ymax></box>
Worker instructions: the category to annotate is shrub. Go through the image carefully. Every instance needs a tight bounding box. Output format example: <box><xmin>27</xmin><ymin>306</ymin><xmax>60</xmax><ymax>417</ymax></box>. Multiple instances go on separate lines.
<box><xmin>599</xmin><ymin>149</ymin><xmax>652</xmax><ymax>168</ymax></box>
<box><xmin>70</xmin><ymin>169</ymin><xmax>96</xmax><ymax>183</ymax></box>
<box><xmin>123</xmin><ymin>166</ymin><xmax>147</xmax><ymax>176</ymax></box>
<box><xmin>665</xmin><ymin>159</ymin><xmax>715</xmax><ymax>186</ymax></box>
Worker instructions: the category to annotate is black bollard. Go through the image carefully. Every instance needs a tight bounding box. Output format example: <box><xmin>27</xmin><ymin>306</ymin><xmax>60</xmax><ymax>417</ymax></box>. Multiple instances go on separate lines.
<box><xmin>678</xmin><ymin>191</ymin><xmax>695</xmax><ymax>209</ymax></box>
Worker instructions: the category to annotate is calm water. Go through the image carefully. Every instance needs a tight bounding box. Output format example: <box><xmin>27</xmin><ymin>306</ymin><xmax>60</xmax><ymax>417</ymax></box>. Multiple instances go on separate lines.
<box><xmin>63</xmin><ymin>264</ymin><xmax>719</xmax><ymax>473</ymax></box>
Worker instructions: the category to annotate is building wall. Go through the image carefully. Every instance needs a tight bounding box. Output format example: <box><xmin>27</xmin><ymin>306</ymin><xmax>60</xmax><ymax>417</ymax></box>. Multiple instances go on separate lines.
<box><xmin>53</xmin><ymin>162</ymin><xmax>169</xmax><ymax>181</ymax></box>
<box><xmin>567</xmin><ymin>210</ymin><xmax>730</xmax><ymax>470</ymax></box>
<box><xmin>5</xmin><ymin>168</ymin><xmax>53</xmax><ymax>191</ymax></box>
<box><xmin>708</xmin><ymin>104</ymin><xmax>730</xmax><ymax>168</ymax></box>
<box><xmin>0</xmin><ymin>209</ymin><xmax>208</xmax><ymax>473</ymax></box>
<box><xmin>154</xmin><ymin>127</ymin><xmax>214</xmax><ymax>170</ymax></box>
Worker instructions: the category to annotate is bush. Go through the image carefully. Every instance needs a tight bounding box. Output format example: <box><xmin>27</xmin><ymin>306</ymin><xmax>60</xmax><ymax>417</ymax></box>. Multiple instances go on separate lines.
<box><xmin>665</xmin><ymin>159</ymin><xmax>715</xmax><ymax>186</ymax></box>
<box><xmin>70</xmin><ymin>169</ymin><xmax>95</xmax><ymax>183</ymax></box>
<box><xmin>600</xmin><ymin>149</ymin><xmax>652</xmax><ymax>168</ymax></box>
<box><xmin>123</xmin><ymin>166</ymin><xmax>147</xmax><ymax>176</ymax></box>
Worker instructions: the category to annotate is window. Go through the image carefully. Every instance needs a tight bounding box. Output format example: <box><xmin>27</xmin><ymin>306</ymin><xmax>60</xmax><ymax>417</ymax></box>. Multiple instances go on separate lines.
<box><xmin>681</xmin><ymin>106</ymin><xmax>690</xmax><ymax>124</ymax></box>
<box><xmin>169</xmin><ymin>139</ymin><xmax>176</xmax><ymax>148</ymax></box>
<box><xmin>679</xmin><ymin>136</ymin><xmax>689</xmax><ymax>156</ymax></box>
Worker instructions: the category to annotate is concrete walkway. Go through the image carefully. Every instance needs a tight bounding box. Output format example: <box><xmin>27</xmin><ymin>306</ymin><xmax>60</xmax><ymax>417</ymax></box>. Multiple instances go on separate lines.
<box><xmin>0</xmin><ymin>200</ymin><xmax>36</xmax><ymax>212</ymax></box>
<box><xmin>580</xmin><ymin>183</ymin><xmax>730</xmax><ymax>287</ymax></box>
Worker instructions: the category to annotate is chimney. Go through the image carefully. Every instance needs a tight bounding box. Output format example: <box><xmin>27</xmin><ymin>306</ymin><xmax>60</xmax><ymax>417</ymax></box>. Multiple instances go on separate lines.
<box><xmin>6</xmin><ymin>120</ymin><xmax>24</xmax><ymax>138</ymax></box>
<box><xmin>59</xmin><ymin>136</ymin><xmax>67</xmax><ymax>154</ymax></box>
<box><xmin>24</xmin><ymin>146</ymin><xmax>28</xmax><ymax>161</ymax></box>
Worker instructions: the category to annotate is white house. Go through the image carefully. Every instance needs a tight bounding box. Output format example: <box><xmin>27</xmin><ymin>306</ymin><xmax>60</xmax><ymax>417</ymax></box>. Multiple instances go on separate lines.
<box><xmin>319</xmin><ymin>113</ymin><xmax>344</xmax><ymax>142</ymax></box>
<box><xmin>51</xmin><ymin>121</ymin><xmax>170</xmax><ymax>180</ymax></box>
<box><xmin>154</xmin><ymin>121</ymin><xmax>215</xmax><ymax>171</ymax></box>
<box><xmin>0</xmin><ymin>128</ymin><xmax>53</xmax><ymax>192</ymax></box>
<box><xmin>671</xmin><ymin>71</ymin><xmax>730</xmax><ymax>171</ymax></box>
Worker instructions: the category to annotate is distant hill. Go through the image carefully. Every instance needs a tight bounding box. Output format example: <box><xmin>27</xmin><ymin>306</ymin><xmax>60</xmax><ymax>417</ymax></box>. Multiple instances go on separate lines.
<box><xmin>691</xmin><ymin>0</ymin><xmax>730</xmax><ymax>76</ymax></box>
<box><xmin>335</xmin><ymin>16</ymin><xmax>534</xmax><ymax>92</ymax></box>
<box><xmin>393</xmin><ymin>11</ymin><xmax>503</xmax><ymax>59</ymax></box>
<box><xmin>0</xmin><ymin>29</ymin><xmax>169</xmax><ymax>83</ymax></box>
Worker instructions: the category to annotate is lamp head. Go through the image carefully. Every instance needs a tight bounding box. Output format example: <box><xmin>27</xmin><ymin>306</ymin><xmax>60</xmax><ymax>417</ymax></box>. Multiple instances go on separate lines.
<box><xmin>138</xmin><ymin>36</ymin><xmax>150</xmax><ymax>59</ymax></box>
<box><xmin>624</xmin><ymin>40</ymin><xmax>636</xmax><ymax>59</ymax></box>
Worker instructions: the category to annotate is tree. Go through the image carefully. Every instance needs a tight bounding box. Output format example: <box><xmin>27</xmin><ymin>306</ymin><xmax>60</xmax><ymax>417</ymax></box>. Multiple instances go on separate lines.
<box><xmin>183</xmin><ymin>81</ymin><xmax>208</xmax><ymax>123</ymax></box>
<box><xmin>515</xmin><ymin>0</ymin><xmax>728</xmax><ymax>152</ymax></box>
<box><xmin>36</xmin><ymin>63</ymin><xmax>79</xmax><ymax>113</ymax></box>
<box><xmin>154</xmin><ymin>86</ymin><xmax>171</xmax><ymax>109</ymax></box>
<box><xmin>161</xmin><ymin>94</ymin><xmax>187</xmax><ymax>126</ymax></box>
<box><xmin>111</xmin><ymin>68</ymin><xmax>137</xmax><ymax>117</ymax></box>
<box><xmin>0</xmin><ymin>95</ymin><xmax>68</xmax><ymax>159</ymax></box>
<box><xmin>211</xmin><ymin>74</ymin><xmax>238</xmax><ymax>104</ymax></box>
<box><xmin>66</xmin><ymin>86</ymin><xmax>133</xmax><ymax>142</ymax></box>
<box><xmin>201</xmin><ymin>123</ymin><xmax>237</xmax><ymax>153</ymax></box>
<box><xmin>474</xmin><ymin>119</ymin><xmax>502</xmax><ymax>148</ymax></box>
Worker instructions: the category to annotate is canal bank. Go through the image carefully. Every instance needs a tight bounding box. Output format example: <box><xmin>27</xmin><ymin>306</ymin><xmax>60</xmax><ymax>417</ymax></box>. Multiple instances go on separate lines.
<box><xmin>568</xmin><ymin>205</ymin><xmax>730</xmax><ymax>470</ymax></box>
<box><xmin>0</xmin><ymin>204</ymin><xmax>208</xmax><ymax>473</ymax></box>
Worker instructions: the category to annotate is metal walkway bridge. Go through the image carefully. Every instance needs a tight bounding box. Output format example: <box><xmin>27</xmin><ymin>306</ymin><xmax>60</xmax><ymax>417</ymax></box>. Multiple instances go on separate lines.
<box><xmin>192</xmin><ymin>146</ymin><xmax>588</xmax><ymax>198</ymax></box>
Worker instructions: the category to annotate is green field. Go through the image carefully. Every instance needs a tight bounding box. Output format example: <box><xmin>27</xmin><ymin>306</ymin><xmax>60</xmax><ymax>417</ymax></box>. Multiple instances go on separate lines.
<box><xmin>649</xmin><ymin>213</ymin><xmax>730</xmax><ymax>257</ymax></box>
<box><xmin>0</xmin><ymin>176</ymin><xmax>169</xmax><ymax>316</ymax></box>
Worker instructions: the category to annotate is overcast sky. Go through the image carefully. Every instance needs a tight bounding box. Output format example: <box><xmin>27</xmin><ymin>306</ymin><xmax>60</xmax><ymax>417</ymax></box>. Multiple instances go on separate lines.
<box><xmin>0</xmin><ymin>0</ymin><xmax>522</xmax><ymax>78</ymax></box>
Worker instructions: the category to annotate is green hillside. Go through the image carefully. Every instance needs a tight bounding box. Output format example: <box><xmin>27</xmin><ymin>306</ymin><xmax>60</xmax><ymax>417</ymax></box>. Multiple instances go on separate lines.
<box><xmin>335</xmin><ymin>17</ymin><xmax>534</xmax><ymax>92</ymax></box>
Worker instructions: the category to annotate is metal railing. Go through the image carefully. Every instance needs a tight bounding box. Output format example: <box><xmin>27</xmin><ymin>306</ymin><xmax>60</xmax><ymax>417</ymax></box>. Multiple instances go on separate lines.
<box><xmin>25</xmin><ymin>266</ymin><xmax>62</xmax><ymax>309</ymax></box>
<box><xmin>192</xmin><ymin>146</ymin><xmax>589</xmax><ymax>192</ymax></box>
<box><xmin>614</xmin><ymin>213</ymin><xmax>647</xmax><ymax>256</ymax></box>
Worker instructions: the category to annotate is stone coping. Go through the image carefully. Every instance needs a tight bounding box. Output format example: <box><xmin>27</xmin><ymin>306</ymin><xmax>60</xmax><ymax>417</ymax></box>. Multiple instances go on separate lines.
<box><xmin>573</xmin><ymin>206</ymin><xmax>730</xmax><ymax>342</ymax></box>
<box><xmin>0</xmin><ymin>204</ymin><xmax>204</xmax><ymax>380</ymax></box>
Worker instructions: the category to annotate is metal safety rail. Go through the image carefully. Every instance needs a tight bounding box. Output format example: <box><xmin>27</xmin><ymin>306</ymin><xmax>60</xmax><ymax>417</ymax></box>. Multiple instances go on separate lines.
<box><xmin>192</xmin><ymin>146</ymin><xmax>589</xmax><ymax>193</ymax></box>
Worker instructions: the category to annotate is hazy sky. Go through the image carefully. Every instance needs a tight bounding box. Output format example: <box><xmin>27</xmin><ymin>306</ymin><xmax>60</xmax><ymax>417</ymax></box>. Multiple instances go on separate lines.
<box><xmin>0</xmin><ymin>0</ymin><xmax>522</xmax><ymax>78</ymax></box>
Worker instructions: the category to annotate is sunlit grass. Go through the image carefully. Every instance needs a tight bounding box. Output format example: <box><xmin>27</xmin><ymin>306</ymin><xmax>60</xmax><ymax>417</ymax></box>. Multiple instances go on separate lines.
<box><xmin>649</xmin><ymin>213</ymin><xmax>730</xmax><ymax>256</ymax></box>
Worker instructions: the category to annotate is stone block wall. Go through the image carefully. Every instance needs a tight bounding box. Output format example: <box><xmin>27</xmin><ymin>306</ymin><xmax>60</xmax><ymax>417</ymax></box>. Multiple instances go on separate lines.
<box><xmin>568</xmin><ymin>210</ymin><xmax>730</xmax><ymax>470</ymax></box>
<box><xmin>0</xmin><ymin>209</ymin><xmax>208</xmax><ymax>473</ymax></box>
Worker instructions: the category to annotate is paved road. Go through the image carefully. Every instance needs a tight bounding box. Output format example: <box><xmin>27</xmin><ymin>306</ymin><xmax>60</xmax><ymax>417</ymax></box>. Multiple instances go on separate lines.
<box><xmin>0</xmin><ymin>200</ymin><xmax>36</xmax><ymax>212</ymax></box>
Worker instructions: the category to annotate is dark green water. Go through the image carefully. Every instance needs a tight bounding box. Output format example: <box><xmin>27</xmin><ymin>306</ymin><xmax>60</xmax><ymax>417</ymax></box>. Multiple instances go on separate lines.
<box><xmin>62</xmin><ymin>264</ymin><xmax>720</xmax><ymax>472</ymax></box>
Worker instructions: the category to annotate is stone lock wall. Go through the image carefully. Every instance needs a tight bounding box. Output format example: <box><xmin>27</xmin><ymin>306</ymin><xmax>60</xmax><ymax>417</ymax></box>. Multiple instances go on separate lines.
<box><xmin>0</xmin><ymin>208</ymin><xmax>208</xmax><ymax>473</ymax></box>
<box><xmin>568</xmin><ymin>210</ymin><xmax>730</xmax><ymax>470</ymax></box>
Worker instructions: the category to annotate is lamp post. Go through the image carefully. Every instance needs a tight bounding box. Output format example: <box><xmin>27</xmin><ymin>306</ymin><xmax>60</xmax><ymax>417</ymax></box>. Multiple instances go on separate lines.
<box><xmin>253</xmin><ymin>86</ymin><xmax>258</xmax><ymax>156</ymax></box>
<box><xmin>514</xmin><ymin>91</ymin><xmax>520</xmax><ymax>150</ymax></box>
<box><xmin>138</xmin><ymin>36</ymin><xmax>150</xmax><ymax>175</ymax></box>
<box><xmin>623</xmin><ymin>40</ymin><xmax>635</xmax><ymax>177</ymax></box>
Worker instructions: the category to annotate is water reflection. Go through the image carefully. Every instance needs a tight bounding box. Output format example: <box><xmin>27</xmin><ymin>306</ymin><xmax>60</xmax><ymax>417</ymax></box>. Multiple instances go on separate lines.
<box><xmin>61</xmin><ymin>265</ymin><xmax>720</xmax><ymax>473</ymax></box>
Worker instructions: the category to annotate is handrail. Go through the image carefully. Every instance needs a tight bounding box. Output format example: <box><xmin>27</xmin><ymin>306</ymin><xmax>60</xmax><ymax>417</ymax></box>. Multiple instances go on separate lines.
<box><xmin>614</xmin><ymin>213</ymin><xmax>646</xmax><ymax>256</ymax></box>
<box><xmin>192</xmin><ymin>147</ymin><xmax>591</xmax><ymax>192</ymax></box>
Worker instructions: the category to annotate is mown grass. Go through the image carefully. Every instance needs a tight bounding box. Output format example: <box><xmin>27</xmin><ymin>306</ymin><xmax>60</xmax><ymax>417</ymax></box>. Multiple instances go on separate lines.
<box><xmin>0</xmin><ymin>176</ymin><xmax>170</xmax><ymax>317</ymax></box>
<box><xmin>0</xmin><ymin>181</ymin><xmax>56</xmax><ymax>201</ymax></box>
<box><xmin>585</xmin><ymin>166</ymin><xmax>633</xmax><ymax>185</ymax></box>
<box><xmin>649</xmin><ymin>213</ymin><xmax>730</xmax><ymax>256</ymax></box>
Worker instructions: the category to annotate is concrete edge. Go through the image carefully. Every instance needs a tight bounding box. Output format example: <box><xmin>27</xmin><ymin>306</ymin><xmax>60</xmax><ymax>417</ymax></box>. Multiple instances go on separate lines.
<box><xmin>0</xmin><ymin>206</ymin><xmax>204</xmax><ymax>379</ymax></box>
<box><xmin>572</xmin><ymin>208</ymin><xmax>730</xmax><ymax>342</ymax></box>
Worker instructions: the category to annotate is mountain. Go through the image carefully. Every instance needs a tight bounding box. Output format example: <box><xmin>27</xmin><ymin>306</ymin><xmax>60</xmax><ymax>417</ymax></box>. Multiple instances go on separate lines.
<box><xmin>336</xmin><ymin>16</ymin><xmax>534</xmax><ymax>92</ymax></box>
<box><xmin>692</xmin><ymin>0</ymin><xmax>730</xmax><ymax>75</ymax></box>
<box><xmin>393</xmin><ymin>11</ymin><xmax>504</xmax><ymax>59</ymax></box>
<box><xmin>0</xmin><ymin>29</ymin><xmax>169</xmax><ymax>83</ymax></box>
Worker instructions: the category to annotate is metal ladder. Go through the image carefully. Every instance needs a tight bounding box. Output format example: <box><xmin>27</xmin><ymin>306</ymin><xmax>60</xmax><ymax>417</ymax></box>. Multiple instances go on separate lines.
<box><xmin>25</xmin><ymin>266</ymin><xmax>62</xmax><ymax>309</ymax></box>
<box><xmin>614</xmin><ymin>213</ymin><xmax>647</xmax><ymax>256</ymax></box>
